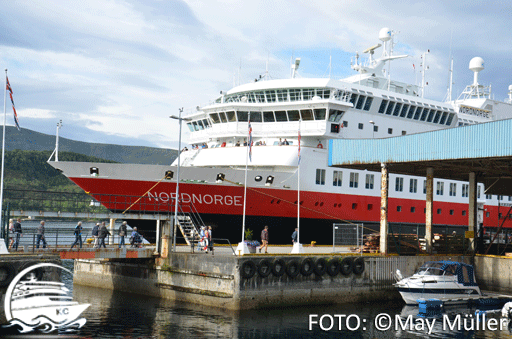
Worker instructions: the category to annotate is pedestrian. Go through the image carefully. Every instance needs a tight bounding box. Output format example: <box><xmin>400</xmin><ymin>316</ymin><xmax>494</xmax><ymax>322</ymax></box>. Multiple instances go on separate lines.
<box><xmin>98</xmin><ymin>221</ymin><xmax>110</xmax><ymax>248</ymax></box>
<box><xmin>118</xmin><ymin>221</ymin><xmax>128</xmax><ymax>248</ymax></box>
<box><xmin>91</xmin><ymin>223</ymin><xmax>100</xmax><ymax>248</ymax></box>
<box><xmin>36</xmin><ymin>221</ymin><xmax>48</xmax><ymax>249</ymax></box>
<box><xmin>198</xmin><ymin>226</ymin><xmax>206</xmax><ymax>251</ymax></box>
<box><xmin>71</xmin><ymin>221</ymin><xmax>83</xmax><ymax>249</ymax></box>
<box><xmin>130</xmin><ymin>227</ymin><xmax>142</xmax><ymax>248</ymax></box>
<box><xmin>292</xmin><ymin>227</ymin><xmax>298</xmax><ymax>244</ymax></box>
<box><xmin>258</xmin><ymin>225</ymin><xmax>269</xmax><ymax>253</ymax></box>
<box><xmin>207</xmin><ymin>226</ymin><xmax>213</xmax><ymax>254</ymax></box>
<box><xmin>8</xmin><ymin>219</ymin><xmax>14</xmax><ymax>249</ymax></box>
<box><xmin>283</xmin><ymin>138</ymin><xmax>289</xmax><ymax>145</ymax></box>
<box><xmin>13</xmin><ymin>218</ymin><xmax>22</xmax><ymax>251</ymax></box>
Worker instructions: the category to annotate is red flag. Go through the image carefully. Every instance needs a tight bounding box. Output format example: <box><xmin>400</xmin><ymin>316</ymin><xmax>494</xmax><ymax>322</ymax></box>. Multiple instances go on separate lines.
<box><xmin>6</xmin><ymin>76</ymin><xmax>20</xmax><ymax>130</ymax></box>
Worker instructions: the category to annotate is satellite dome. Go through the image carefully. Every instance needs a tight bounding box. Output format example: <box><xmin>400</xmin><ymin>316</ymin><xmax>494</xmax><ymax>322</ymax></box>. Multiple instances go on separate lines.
<box><xmin>508</xmin><ymin>85</ymin><xmax>512</xmax><ymax>92</ymax></box>
<box><xmin>469</xmin><ymin>57</ymin><xmax>484</xmax><ymax>72</ymax></box>
<box><xmin>379</xmin><ymin>27</ymin><xmax>392</xmax><ymax>42</ymax></box>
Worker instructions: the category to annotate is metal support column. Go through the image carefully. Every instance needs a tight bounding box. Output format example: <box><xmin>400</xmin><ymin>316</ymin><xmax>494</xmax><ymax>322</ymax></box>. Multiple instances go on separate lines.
<box><xmin>425</xmin><ymin>167</ymin><xmax>434</xmax><ymax>254</ymax></box>
<box><xmin>468</xmin><ymin>172</ymin><xmax>477</xmax><ymax>252</ymax></box>
<box><xmin>108</xmin><ymin>218</ymin><xmax>116</xmax><ymax>245</ymax></box>
<box><xmin>161</xmin><ymin>220</ymin><xmax>171</xmax><ymax>258</ymax></box>
<box><xmin>380</xmin><ymin>163</ymin><xmax>389</xmax><ymax>255</ymax></box>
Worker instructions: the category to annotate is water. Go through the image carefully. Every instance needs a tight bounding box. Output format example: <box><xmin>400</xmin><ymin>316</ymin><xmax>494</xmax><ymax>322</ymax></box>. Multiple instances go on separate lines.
<box><xmin>1</xmin><ymin>259</ymin><xmax>508</xmax><ymax>338</ymax></box>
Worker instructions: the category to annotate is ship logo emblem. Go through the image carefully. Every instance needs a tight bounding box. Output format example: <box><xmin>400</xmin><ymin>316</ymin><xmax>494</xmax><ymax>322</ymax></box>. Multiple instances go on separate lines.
<box><xmin>3</xmin><ymin>263</ymin><xmax>90</xmax><ymax>333</ymax></box>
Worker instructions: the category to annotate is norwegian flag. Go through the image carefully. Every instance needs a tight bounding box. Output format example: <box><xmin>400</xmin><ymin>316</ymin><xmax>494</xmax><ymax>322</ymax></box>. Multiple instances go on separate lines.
<box><xmin>248</xmin><ymin>120</ymin><xmax>253</xmax><ymax>162</ymax></box>
<box><xmin>6</xmin><ymin>76</ymin><xmax>20</xmax><ymax>130</ymax></box>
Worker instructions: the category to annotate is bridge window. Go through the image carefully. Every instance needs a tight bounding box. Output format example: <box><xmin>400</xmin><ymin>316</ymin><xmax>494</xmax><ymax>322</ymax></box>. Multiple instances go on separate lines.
<box><xmin>265</xmin><ymin>90</ymin><xmax>276</xmax><ymax>102</ymax></box>
<box><xmin>316</xmin><ymin>169</ymin><xmax>326</xmax><ymax>185</ymax></box>
<box><xmin>378</xmin><ymin>99</ymin><xmax>388</xmax><ymax>113</ymax></box>
<box><xmin>288</xmin><ymin>110</ymin><xmax>300</xmax><ymax>121</ymax></box>
<box><xmin>395</xmin><ymin>177</ymin><xmax>404</xmax><ymax>192</ymax></box>
<box><xmin>263</xmin><ymin>111</ymin><xmax>275</xmax><ymax>122</ymax></box>
<box><xmin>433</xmin><ymin>111</ymin><xmax>442</xmax><ymax>123</ymax></box>
<box><xmin>400</xmin><ymin>104</ymin><xmax>409</xmax><ymax>117</ymax></box>
<box><xmin>254</xmin><ymin>91</ymin><xmax>265</xmax><ymax>103</ymax></box>
<box><xmin>349</xmin><ymin>172</ymin><xmax>359</xmax><ymax>188</ymax></box>
<box><xmin>275</xmin><ymin>111</ymin><xmax>287</xmax><ymax>122</ymax></box>
<box><xmin>328</xmin><ymin>109</ymin><xmax>344</xmax><ymax>122</ymax></box>
<box><xmin>276</xmin><ymin>89</ymin><xmax>288</xmax><ymax>102</ymax></box>
<box><xmin>303</xmin><ymin>88</ymin><xmax>314</xmax><ymax>100</ymax></box>
<box><xmin>385</xmin><ymin>102</ymin><xmax>395</xmax><ymax>115</ymax></box>
<box><xmin>300</xmin><ymin>109</ymin><xmax>314</xmax><ymax>120</ymax></box>
<box><xmin>192</xmin><ymin>121</ymin><xmax>199</xmax><ymax>131</ymax></box>
<box><xmin>426</xmin><ymin>109</ymin><xmax>435</xmax><ymax>122</ymax></box>
<box><xmin>414</xmin><ymin>107</ymin><xmax>422</xmax><ymax>120</ymax></box>
<box><xmin>363</xmin><ymin>97</ymin><xmax>373</xmax><ymax>111</ymax></box>
<box><xmin>356</xmin><ymin>95</ymin><xmax>366</xmax><ymax>109</ymax></box>
<box><xmin>226</xmin><ymin>111</ymin><xmax>236</xmax><ymax>122</ymax></box>
<box><xmin>436</xmin><ymin>182</ymin><xmax>444</xmax><ymax>195</ymax></box>
<box><xmin>250</xmin><ymin>111</ymin><xmax>262</xmax><ymax>122</ymax></box>
<box><xmin>196</xmin><ymin>120</ymin><xmax>204</xmax><ymax>130</ymax></box>
<box><xmin>366</xmin><ymin>174</ymin><xmax>374</xmax><ymax>189</ymax></box>
<box><xmin>210</xmin><ymin>113</ymin><xmax>220</xmax><ymax>123</ymax></box>
<box><xmin>393</xmin><ymin>103</ymin><xmax>402</xmax><ymax>116</ymax></box>
<box><xmin>446</xmin><ymin>113</ymin><xmax>455</xmax><ymax>125</ymax></box>
<box><xmin>449</xmin><ymin>183</ymin><xmax>457</xmax><ymax>196</ymax></box>
<box><xmin>219</xmin><ymin>112</ymin><xmax>228</xmax><ymax>123</ymax></box>
<box><xmin>317</xmin><ymin>89</ymin><xmax>330</xmax><ymax>99</ymax></box>
<box><xmin>350</xmin><ymin>93</ymin><xmax>358</xmax><ymax>106</ymax></box>
<box><xmin>333</xmin><ymin>171</ymin><xmax>342</xmax><ymax>186</ymax></box>
<box><xmin>290</xmin><ymin>89</ymin><xmax>301</xmax><ymax>101</ymax></box>
<box><xmin>410</xmin><ymin>179</ymin><xmax>417</xmax><ymax>193</ymax></box>
<box><xmin>407</xmin><ymin>105</ymin><xmax>416</xmax><ymax>119</ymax></box>
<box><xmin>420</xmin><ymin>108</ymin><xmax>429</xmax><ymax>121</ymax></box>
<box><xmin>314</xmin><ymin>108</ymin><xmax>326</xmax><ymax>120</ymax></box>
<box><xmin>439</xmin><ymin>112</ymin><xmax>448</xmax><ymax>124</ymax></box>
<box><xmin>237</xmin><ymin>111</ymin><xmax>248</xmax><ymax>122</ymax></box>
<box><xmin>187</xmin><ymin>122</ymin><xmax>194</xmax><ymax>132</ymax></box>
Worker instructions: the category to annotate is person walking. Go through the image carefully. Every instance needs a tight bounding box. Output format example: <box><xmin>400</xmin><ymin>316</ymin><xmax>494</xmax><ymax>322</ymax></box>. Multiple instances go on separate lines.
<box><xmin>36</xmin><ymin>221</ymin><xmax>48</xmax><ymax>249</ymax></box>
<box><xmin>8</xmin><ymin>219</ymin><xmax>14</xmax><ymax>249</ymax></box>
<box><xmin>258</xmin><ymin>225</ymin><xmax>269</xmax><ymax>253</ymax></box>
<box><xmin>71</xmin><ymin>221</ymin><xmax>83</xmax><ymax>249</ymax></box>
<box><xmin>13</xmin><ymin>218</ymin><xmax>22</xmax><ymax>251</ymax></box>
<box><xmin>98</xmin><ymin>221</ymin><xmax>110</xmax><ymax>248</ymax></box>
<box><xmin>130</xmin><ymin>227</ymin><xmax>142</xmax><ymax>248</ymax></box>
<box><xmin>292</xmin><ymin>227</ymin><xmax>298</xmax><ymax>244</ymax></box>
<box><xmin>91</xmin><ymin>222</ymin><xmax>100</xmax><ymax>248</ymax></box>
<box><xmin>207</xmin><ymin>226</ymin><xmax>214</xmax><ymax>254</ymax></box>
<box><xmin>118</xmin><ymin>221</ymin><xmax>128</xmax><ymax>248</ymax></box>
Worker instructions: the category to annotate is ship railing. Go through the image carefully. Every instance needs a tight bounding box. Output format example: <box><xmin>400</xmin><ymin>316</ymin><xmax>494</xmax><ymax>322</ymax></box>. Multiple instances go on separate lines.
<box><xmin>175</xmin><ymin>236</ymin><xmax>236</xmax><ymax>255</ymax></box>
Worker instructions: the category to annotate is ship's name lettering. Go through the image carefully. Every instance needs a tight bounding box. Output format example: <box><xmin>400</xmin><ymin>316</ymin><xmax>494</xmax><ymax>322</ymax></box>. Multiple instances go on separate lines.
<box><xmin>458</xmin><ymin>106</ymin><xmax>489</xmax><ymax>118</ymax></box>
<box><xmin>148</xmin><ymin>192</ymin><xmax>242</xmax><ymax>206</ymax></box>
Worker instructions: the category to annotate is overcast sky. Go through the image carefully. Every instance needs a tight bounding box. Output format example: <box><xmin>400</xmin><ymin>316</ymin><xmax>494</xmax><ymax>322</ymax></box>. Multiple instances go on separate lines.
<box><xmin>1</xmin><ymin>1</ymin><xmax>510</xmax><ymax>149</ymax></box>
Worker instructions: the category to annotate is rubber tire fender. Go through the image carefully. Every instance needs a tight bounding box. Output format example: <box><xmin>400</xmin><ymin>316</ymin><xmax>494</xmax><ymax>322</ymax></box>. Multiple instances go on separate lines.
<box><xmin>314</xmin><ymin>258</ymin><xmax>328</xmax><ymax>276</ymax></box>
<box><xmin>286</xmin><ymin>260</ymin><xmax>300</xmax><ymax>278</ymax></box>
<box><xmin>272</xmin><ymin>259</ymin><xmax>286</xmax><ymax>277</ymax></box>
<box><xmin>352</xmin><ymin>257</ymin><xmax>365</xmax><ymax>275</ymax></box>
<box><xmin>300</xmin><ymin>258</ymin><xmax>314</xmax><ymax>276</ymax></box>
<box><xmin>240</xmin><ymin>260</ymin><xmax>257</xmax><ymax>279</ymax></box>
<box><xmin>326</xmin><ymin>258</ymin><xmax>341</xmax><ymax>276</ymax></box>
<box><xmin>0</xmin><ymin>263</ymin><xmax>16</xmax><ymax>287</ymax></box>
<box><xmin>340</xmin><ymin>257</ymin><xmax>354</xmax><ymax>276</ymax></box>
<box><xmin>257</xmin><ymin>259</ymin><xmax>272</xmax><ymax>278</ymax></box>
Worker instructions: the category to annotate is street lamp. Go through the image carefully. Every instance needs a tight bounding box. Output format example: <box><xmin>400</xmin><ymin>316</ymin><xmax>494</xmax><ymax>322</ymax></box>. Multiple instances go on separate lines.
<box><xmin>369</xmin><ymin>120</ymin><xmax>375</xmax><ymax>139</ymax></box>
<box><xmin>170</xmin><ymin>108</ymin><xmax>191</xmax><ymax>252</ymax></box>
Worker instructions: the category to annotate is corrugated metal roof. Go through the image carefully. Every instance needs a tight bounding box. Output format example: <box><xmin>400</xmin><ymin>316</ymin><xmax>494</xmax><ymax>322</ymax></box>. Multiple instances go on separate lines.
<box><xmin>329</xmin><ymin>118</ymin><xmax>512</xmax><ymax>166</ymax></box>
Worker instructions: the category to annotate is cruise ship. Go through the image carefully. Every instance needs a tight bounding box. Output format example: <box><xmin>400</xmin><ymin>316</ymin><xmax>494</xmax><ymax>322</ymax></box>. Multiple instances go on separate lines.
<box><xmin>49</xmin><ymin>28</ymin><xmax>512</xmax><ymax>244</ymax></box>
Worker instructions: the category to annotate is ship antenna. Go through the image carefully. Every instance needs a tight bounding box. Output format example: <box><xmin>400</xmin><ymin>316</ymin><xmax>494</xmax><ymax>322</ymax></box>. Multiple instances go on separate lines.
<box><xmin>421</xmin><ymin>50</ymin><xmax>430</xmax><ymax>98</ymax></box>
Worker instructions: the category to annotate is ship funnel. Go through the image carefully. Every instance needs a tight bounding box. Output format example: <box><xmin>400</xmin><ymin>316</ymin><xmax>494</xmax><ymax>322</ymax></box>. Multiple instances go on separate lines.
<box><xmin>469</xmin><ymin>57</ymin><xmax>484</xmax><ymax>86</ymax></box>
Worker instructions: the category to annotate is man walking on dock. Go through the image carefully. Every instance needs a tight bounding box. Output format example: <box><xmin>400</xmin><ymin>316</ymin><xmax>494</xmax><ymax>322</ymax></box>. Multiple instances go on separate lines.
<box><xmin>92</xmin><ymin>222</ymin><xmax>100</xmax><ymax>248</ymax></box>
<box><xmin>258</xmin><ymin>226</ymin><xmax>269</xmax><ymax>253</ymax></box>
<box><xmin>71</xmin><ymin>221</ymin><xmax>83</xmax><ymax>249</ymax></box>
<box><xmin>98</xmin><ymin>221</ymin><xmax>110</xmax><ymax>248</ymax></box>
<box><xmin>13</xmin><ymin>218</ymin><xmax>22</xmax><ymax>251</ymax></box>
<box><xmin>118</xmin><ymin>221</ymin><xmax>128</xmax><ymax>248</ymax></box>
<box><xmin>36</xmin><ymin>221</ymin><xmax>48</xmax><ymax>249</ymax></box>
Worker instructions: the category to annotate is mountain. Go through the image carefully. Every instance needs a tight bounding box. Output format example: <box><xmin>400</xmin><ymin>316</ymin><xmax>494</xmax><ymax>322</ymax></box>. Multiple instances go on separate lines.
<box><xmin>0</xmin><ymin>126</ymin><xmax>178</xmax><ymax>164</ymax></box>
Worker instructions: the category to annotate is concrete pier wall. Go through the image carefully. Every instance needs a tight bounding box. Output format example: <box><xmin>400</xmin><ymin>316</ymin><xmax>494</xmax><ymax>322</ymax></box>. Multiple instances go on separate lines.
<box><xmin>473</xmin><ymin>255</ymin><xmax>512</xmax><ymax>293</ymax></box>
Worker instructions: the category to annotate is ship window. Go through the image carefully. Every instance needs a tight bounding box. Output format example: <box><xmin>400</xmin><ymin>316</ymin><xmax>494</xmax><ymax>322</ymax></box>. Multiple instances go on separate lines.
<box><xmin>363</xmin><ymin>97</ymin><xmax>373</xmax><ymax>111</ymax></box>
<box><xmin>202</xmin><ymin>119</ymin><xmax>211</xmax><ymax>128</ymax></box>
<box><xmin>219</xmin><ymin>112</ymin><xmax>228</xmax><ymax>123</ymax></box>
<box><xmin>314</xmin><ymin>108</ymin><xmax>326</xmax><ymax>120</ymax></box>
<box><xmin>486</xmin><ymin>212</ymin><xmax>490</xmax><ymax>218</ymax></box>
<box><xmin>423</xmin><ymin>180</ymin><xmax>426</xmax><ymax>194</ymax></box>
<box><xmin>287</xmin><ymin>110</ymin><xmax>300</xmax><ymax>121</ymax></box>
<box><xmin>343</xmin><ymin>121</ymin><xmax>348</xmax><ymax>127</ymax></box>
<box><xmin>433</xmin><ymin>111</ymin><xmax>441</xmax><ymax>123</ymax></box>
<box><xmin>236</xmin><ymin>111</ymin><xmax>248</xmax><ymax>122</ymax></box>
<box><xmin>395</xmin><ymin>177</ymin><xmax>404</xmax><ymax>192</ymax></box>
<box><xmin>330</xmin><ymin>124</ymin><xmax>340</xmax><ymax>133</ymax></box>
<box><xmin>402</xmin><ymin>131</ymin><xmax>406</xmax><ymax>135</ymax></box>
<box><xmin>437</xmin><ymin>209</ymin><xmax>442</xmax><ymax>214</ymax></box>
<box><xmin>300</xmin><ymin>109</ymin><xmax>314</xmax><ymax>121</ymax></box>
<box><xmin>462</xmin><ymin>210</ymin><xmax>466</xmax><ymax>216</ymax></box>
<box><xmin>388</xmin><ymin>128</ymin><xmax>393</xmax><ymax>134</ymax></box>
<box><xmin>290</xmin><ymin>89</ymin><xmax>301</xmax><ymax>101</ymax></box>
<box><xmin>328</xmin><ymin>109</ymin><xmax>344</xmax><ymax>122</ymax></box>
<box><xmin>462</xmin><ymin>184</ymin><xmax>469</xmax><ymax>198</ymax></box>
<box><xmin>439</xmin><ymin>112</ymin><xmax>448</xmax><ymax>124</ymax></box>
<box><xmin>187</xmin><ymin>123</ymin><xmax>194</xmax><ymax>132</ymax></box>
<box><xmin>358</xmin><ymin>123</ymin><xmax>363</xmax><ymax>130</ymax></box>
<box><xmin>333</xmin><ymin>170</ymin><xmax>342</xmax><ymax>186</ymax></box>
<box><xmin>196</xmin><ymin>120</ymin><xmax>204</xmax><ymax>130</ymax></box>
<box><xmin>446</xmin><ymin>113</ymin><xmax>455</xmax><ymax>125</ymax></box>
<box><xmin>349</xmin><ymin>172</ymin><xmax>359</xmax><ymax>188</ymax></box>
<box><xmin>436</xmin><ymin>181</ymin><xmax>444</xmax><ymax>195</ymax></box>
<box><xmin>350</xmin><ymin>93</ymin><xmax>358</xmax><ymax>106</ymax></box>
<box><xmin>400</xmin><ymin>104</ymin><xmax>409</xmax><ymax>117</ymax></box>
<box><xmin>321</xmin><ymin>89</ymin><xmax>331</xmax><ymax>99</ymax></box>
<box><xmin>365</xmin><ymin>174</ymin><xmax>374</xmax><ymax>189</ymax></box>
<box><xmin>275</xmin><ymin>111</ymin><xmax>287</xmax><ymax>121</ymax></box>
<box><xmin>411</xmin><ymin>206</ymin><xmax>416</xmax><ymax>213</ymax></box>
<box><xmin>410</xmin><ymin>179</ymin><xmax>417</xmax><ymax>193</ymax></box>
<box><xmin>226</xmin><ymin>111</ymin><xmax>236</xmax><ymax>122</ymax></box>
<box><xmin>210</xmin><ymin>113</ymin><xmax>220</xmax><ymax>124</ymax></box>
<box><xmin>265</xmin><ymin>90</ymin><xmax>276</xmax><ymax>102</ymax></box>
<box><xmin>276</xmin><ymin>89</ymin><xmax>288</xmax><ymax>102</ymax></box>
<box><xmin>407</xmin><ymin>105</ymin><xmax>415</xmax><ymax>119</ymax></box>
<box><xmin>192</xmin><ymin>121</ymin><xmax>199</xmax><ymax>131</ymax></box>
<box><xmin>316</xmin><ymin>169</ymin><xmax>326</xmax><ymax>185</ymax></box>
<box><xmin>450</xmin><ymin>210</ymin><xmax>454</xmax><ymax>215</ymax></box>
<box><xmin>352</xmin><ymin>203</ymin><xmax>357</xmax><ymax>209</ymax></box>
<box><xmin>263</xmin><ymin>111</ymin><xmax>275</xmax><ymax>122</ymax></box>
<box><xmin>356</xmin><ymin>95</ymin><xmax>366</xmax><ymax>109</ymax></box>
<box><xmin>426</xmin><ymin>109</ymin><xmax>435</xmax><ymax>122</ymax></box>
<box><xmin>250</xmin><ymin>111</ymin><xmax>262</xmax><ymax>122</ymax></box>
<box><xmin>393</xmin><ymin>103</ymin><xmax>402</xmax><ymax>116</ymax></box>
<box><xmin>368</xmin><ymin>204</ymin><xmax>373</xmax><ymax>210</ymax></box>
<box><xmin>397</xmin><ymin>206</ymin><xmax>402</xmax><ymax>212</ymax></box>
<box><xmin>420</xmin><ymin>108</ymin><xmax>429</xmax><ymax>121</ymax></box>
<box><xmin>413</xmin><ymin>107</ymin><xmax>422</xmax><ymax>120</ymax></box>
<box><xmin>478</xmin><ymin>186</ymin><xmax>481</xmax><ymax>199</ymax></box>
<box><xmin>378</xmin><ymin>99</ymin><xmax>388</xmax><ymax>113</ymax></box>
<box><xmin>449</xmin><ymin>183</ymin><xmax>457</xmax><ymax>196</ymax></box>
<box><xmin>254</xmin><ymin>91</ymin><xmax>265</xmax><ymax>103</ymax></box>
<box><xmin>303</xmin><ymin>88</ymin><xmax>314</xmax><ymax>100</ymax></box>
<box><xmin>385</xmin><ymin>101</ymin><xmax>395</xmax><ymax>115</ymax></box>
<box><xmin>373</xmin><ymin>125</ymin><xmax>378</xmax><ymax>132</ymax></box>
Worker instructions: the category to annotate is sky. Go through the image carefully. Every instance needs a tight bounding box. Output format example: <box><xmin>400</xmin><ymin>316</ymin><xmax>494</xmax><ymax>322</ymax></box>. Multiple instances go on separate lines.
<box><xmin>1</xmin><ymin>0</ymin><xmax>511</xmax><ymax>150</ymax></box>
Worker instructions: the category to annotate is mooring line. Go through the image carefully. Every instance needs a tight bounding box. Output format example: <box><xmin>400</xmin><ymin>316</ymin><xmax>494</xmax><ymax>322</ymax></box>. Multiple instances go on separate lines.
<box><xmin>122</xmin><ymin>175</ymin><xmax>168</xmax><ymax>214</ymax></box>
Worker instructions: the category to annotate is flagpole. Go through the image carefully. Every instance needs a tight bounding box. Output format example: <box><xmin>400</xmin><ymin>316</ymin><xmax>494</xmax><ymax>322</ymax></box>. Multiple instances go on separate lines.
<box><xmin>0</xmin><ymin>69</ymin><xmax>7</xmax><ymax>230</ymax></box>
<box><xmin>292</xmin><ymin>119</ymin><xmax>304</xmax><ymax>253</ymax></box>
<box><xmin>236</xmin><ymin>112</ymin><xmax>251</xmax><ymax>255</ymax></box>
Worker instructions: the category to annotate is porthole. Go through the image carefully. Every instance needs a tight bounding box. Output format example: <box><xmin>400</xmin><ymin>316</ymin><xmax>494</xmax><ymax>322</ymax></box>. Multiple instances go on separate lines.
<box><xmin>255</xmin><ymin>175</ymin><xmax>263</xmax><ymax>182</ymax></box>
<box><xmin>90</xmin><ymin>167</ymin><xmax>99</xmax><ymax>177</ymax></box>
<box><xmin>320</xmin><ymin>202</ymin><xmax>324</xmax><ymax>207</ymax></box>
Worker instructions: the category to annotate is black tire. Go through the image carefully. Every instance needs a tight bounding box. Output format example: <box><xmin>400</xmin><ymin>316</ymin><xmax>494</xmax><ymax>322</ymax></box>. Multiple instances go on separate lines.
<box><xmin>340</xmin><ymin>257</ymin><xmax>354</xmax><ymax>276</ymax></box>
<box><xmin>300</xmin><ymin>258</ymin><xmax>314</xmax><ymax>276</ymax></box>
<box><xmin>314</xmin><ymin>258</ymin><xmax>328</xmax><ymax>276</ymax></box>
<box><xmin>326</xmin><ymin>258</ymin><xmax>341</xmax><ymax>276</ymax></box>
<box><xmin>20</xmin><ymin>262</ymin><xmax>44</xmax><ymax>281</ymax></box>
<box><xmin>272</xmin><ymin>259</ymin><xmax>286</xmax><ymax>277</ymax></box>
<box><xmin>286</xmin><ymin>260</ymin><xmax>300</xmax><ymax>278</ymax></box>
<box><xmin>258</xmin><ymin>259</ymin><xmax>272</xmax><ymax>278</ymax></box>
<box><xmin>240</xmin><ymin>261</ymin><xmax>256</xmax><ymax>279</ymax></box>
<box><xmin>352</xmin><ymin>257</ymin><xmax>365</xmax><ymax>275</ymax></box>
<box><xmin>0</xmin><ymin>263</ymin><xmax>16</xmax><ymax>287</ymax></box>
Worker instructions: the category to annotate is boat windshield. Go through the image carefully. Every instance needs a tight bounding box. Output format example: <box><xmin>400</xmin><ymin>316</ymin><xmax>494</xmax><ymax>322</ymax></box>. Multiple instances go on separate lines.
<box><xmin>415</xmin><ymin>262</ymin><xmax>445</xmax><ymax>276</ymax></box>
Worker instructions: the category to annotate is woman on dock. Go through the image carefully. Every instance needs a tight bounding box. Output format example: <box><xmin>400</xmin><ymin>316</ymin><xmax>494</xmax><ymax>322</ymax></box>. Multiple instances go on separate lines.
<box><xmin>71</xmin><ymin>221</ymin><xmax>83</xmax><ymax>249</ymax></box>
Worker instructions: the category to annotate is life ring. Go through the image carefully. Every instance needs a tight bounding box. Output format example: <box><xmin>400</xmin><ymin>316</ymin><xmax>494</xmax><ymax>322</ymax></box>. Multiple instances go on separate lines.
<box><xmin>352</xmin><ymin>257</ymin><xmax>365</xmax><ymax>275</ymax></box>
<box><xmin>300</xmin><ymin>258</ymin><xmax>314</xmax><ymax>276</ymax></box>
<box><xmin>314</xmin><ymin>258</ymin><xmax>328</xmax><ymax>276</ymax></box>
<box><xmin>20</xmin><ymin>261</ymin><xmax>44</xmax><ymax>281</ymax></box>
<box><xmin>272</xmin><ymin>259</ymin><xmax>286</xmax><ymax>277</ymax></box>
<box><xmin>258</xmin><ymin>259</ymin><xmax>272</xmax><ymax>278</ymax></box>
<box><xmin>326</xmin><ymin>258</ymin><xmax>341</xmax><ymax>276</ymax></box>
<box><xmin>240</xmin><ymin>261</ymin><xmax>256</xmax><ymax>279</ymax></box>
<box><xmin>317</xmin><ymin>143</ymin><xmax>323</xmax><ymax>149</ymax></box>
<box><xmin>0</xmin><ymin>263</ymin><xmax>16</xmax><ymax>287</ymax></box>
<box><xmin>340</xmin><ymin>257</ymin><xmax>354</xmax><ymax>276</ymax></box>
<box><xmin>286</xmin><ymin>260</ymin><xmax>300</xmax><ymax>278</ymax></box>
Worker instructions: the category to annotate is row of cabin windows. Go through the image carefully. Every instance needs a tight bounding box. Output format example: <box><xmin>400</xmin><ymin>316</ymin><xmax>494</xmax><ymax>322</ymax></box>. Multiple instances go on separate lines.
<box><xmin>187</xmin><ymin>118</ymin><xmax>212</xmax><ymax>132</ymax></box>
<box><xmin>222</xmin><ymin>88</ymin><xmax>332</xmax><ymax>104</ymax></box>
<box><xmin>332</xmin><ymin>202</ymin><xmax>470</xmax><ymax>216</ymax></box>
<box><xmin>207</xmin><ymin>108</ymin><xmax>329</xmax><ymax>125</ymax></box>
<box><xmin>349</xmin><ymin>94</ymin><xmax>374</xmax><ymax>111</ymax></box>
<box><xmin>357</xmin><ymin>122</ymin><xmax>406</xmax><ymax>135</ymax></box>
<box><xmin>377</xmin><ymin>99</ymin><xmax>454</xmax><ymax>126</ymax></box>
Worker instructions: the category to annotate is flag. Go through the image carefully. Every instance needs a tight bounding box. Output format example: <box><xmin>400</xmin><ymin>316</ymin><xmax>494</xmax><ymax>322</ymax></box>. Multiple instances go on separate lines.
<box><xmin>297</xmin><ymin>127</ymin><xmax>301</xmax><ymax>166</ymax></box>
<box><xmin>248</xmin><ymin>120</ymin><xmax>252</xmax><ymax>162</ymax></box>
<box><xmin>6</xmin><ymin>76</ymin><xmax>20</xmax><ymax>130</ymax></box>
<box><xmin>413</xmin><ymin>64</ymin><xmax>415</xmax><ymax>70</ymax></box>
